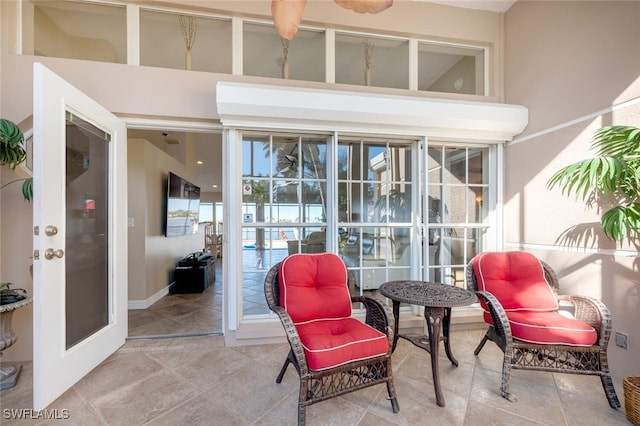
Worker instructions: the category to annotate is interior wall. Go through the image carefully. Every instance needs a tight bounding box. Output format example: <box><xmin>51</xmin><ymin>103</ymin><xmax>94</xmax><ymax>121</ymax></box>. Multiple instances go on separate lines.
<box><xmin>127</xmin><ymin>138</ymin><xmax>203</xmax><ymax>304</ymax></box>
<box><xmin>0</xmin><ymin>167</ymin><xmax>34</xmax><ymax>362</ymax></box>
<box><xmin>503</xmin><ymin>0</ymin><xmax>640</xmax><ymax>386</ymax></box>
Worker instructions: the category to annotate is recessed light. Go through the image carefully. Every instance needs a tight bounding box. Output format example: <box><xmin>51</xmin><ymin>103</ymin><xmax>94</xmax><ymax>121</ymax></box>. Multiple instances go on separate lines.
<box><xmin>212</xmin><ymin>184</ymin><xmax>218</xmax><ymax>188</ymax></box>
<box><xmin>196</xmin><ymin>160</ymin><xmax>203</xmax><ymax>165</ymax></box>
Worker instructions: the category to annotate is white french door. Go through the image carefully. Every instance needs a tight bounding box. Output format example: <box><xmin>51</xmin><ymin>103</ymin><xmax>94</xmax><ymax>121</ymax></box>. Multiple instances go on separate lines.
<box><xmin>32</xmin><ymin>63</ymin><xmax>127</xmax><ymax>410</ymax></box>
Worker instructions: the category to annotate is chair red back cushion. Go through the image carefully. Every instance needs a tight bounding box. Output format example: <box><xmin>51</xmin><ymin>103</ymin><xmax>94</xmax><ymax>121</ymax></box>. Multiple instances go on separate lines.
<box><xmin>472</xmin><ymin>251</ymin><xmax>558</xmax><ymax>312</ymax></box>
<box><xmin>279</xmin><ymin>253</ymin><xmax>352</xmax><ymax>323</ymax></box>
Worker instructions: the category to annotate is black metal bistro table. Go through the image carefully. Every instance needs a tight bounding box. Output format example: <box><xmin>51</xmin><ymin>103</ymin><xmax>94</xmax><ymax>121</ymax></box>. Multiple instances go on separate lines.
<box><xmin>379</xmin><ymin>280</ymin><xmax>477</xmax><ymax>407</ymax></box>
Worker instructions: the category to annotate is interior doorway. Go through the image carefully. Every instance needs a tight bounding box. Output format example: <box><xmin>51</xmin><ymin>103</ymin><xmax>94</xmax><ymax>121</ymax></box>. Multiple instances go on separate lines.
<box><xmin>125</xmin><ymin>127</ymin><xmax>223</xmax><ymax>339</ymax></box>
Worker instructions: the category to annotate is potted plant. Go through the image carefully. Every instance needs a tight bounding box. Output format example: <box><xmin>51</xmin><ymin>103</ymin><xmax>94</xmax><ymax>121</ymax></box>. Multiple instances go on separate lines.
<box><xmin>0</xmin><ymin>282</ymin><xmax>28</xmax><ymax>305</ymax></box>
<box><xmin>0</xmin><ymin>118</ymin><xmax>32</xmax><ymax>201</ymax></box>
<box><xmin>547</xmin><ymin>125</ymin><xmax>640</xmax><ymax>244</ymax></box>
<box><xmin>547</xmin><ymin>125</ymin><xmax>640</xmax><ymax>424</ymax></box>
<box><xmin>0</xmin><ymin>118</ymin><xmax>32</xmax><ymax>389</ymax></box>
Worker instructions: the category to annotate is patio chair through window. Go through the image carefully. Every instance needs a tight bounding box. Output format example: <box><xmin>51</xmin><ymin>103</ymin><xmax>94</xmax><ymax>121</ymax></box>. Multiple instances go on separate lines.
<box><xmin>264</xmin><ymin>253</ymin><xmax>400</xmax><ymax>425</ymax></box>
<box><xmin>466</xmin><ymin>251</ymin><xmax>620</xmax><ymax>409</ymax></box>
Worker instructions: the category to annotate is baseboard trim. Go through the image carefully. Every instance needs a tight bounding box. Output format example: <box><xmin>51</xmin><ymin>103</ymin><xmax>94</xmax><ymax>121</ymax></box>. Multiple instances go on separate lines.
<box><xmin>128</xmin><ymin>284</ymin><xmax>171</xmax><ymax>310</ymax></box>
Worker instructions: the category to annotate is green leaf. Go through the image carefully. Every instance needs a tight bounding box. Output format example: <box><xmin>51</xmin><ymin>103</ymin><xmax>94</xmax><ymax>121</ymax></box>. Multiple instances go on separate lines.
<box><xmin>22</xmin><ymin>178</ymin><xmax>33</xmax><ymax>202</ymax></box>
<box><xmin>548</xmin><ymin>125</ymin><xmax>640</xmax><ymax>244</ymax></box>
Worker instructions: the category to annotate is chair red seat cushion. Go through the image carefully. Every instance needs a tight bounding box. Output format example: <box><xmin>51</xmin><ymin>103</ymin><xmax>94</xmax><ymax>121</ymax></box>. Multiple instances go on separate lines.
<box><xmin>296</xmin><ymin>318</ymin><xmax>389</xmax><ymax>371</ymax></box>
<box><xmin>483</xmin><ymin>310</ymin><xmax>597</xmax><ymax>346</ymax></box>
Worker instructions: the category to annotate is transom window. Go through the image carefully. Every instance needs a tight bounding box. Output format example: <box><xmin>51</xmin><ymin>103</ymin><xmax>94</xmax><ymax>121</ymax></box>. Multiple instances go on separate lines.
<box><xmin>20</xmin><ymin>0</ymin><xmax>488</xmax><ymax>96</ymax></box>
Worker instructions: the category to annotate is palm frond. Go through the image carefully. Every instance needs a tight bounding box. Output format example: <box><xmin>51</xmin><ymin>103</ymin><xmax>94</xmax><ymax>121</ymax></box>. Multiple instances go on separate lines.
<box><xmin>592</xmin><ymin>126</ymin><xmax>640</xmax><ymax>157</ymax></box>
<box><xmin>548</xmin><ymin>125</ymin><xmax>640</xmax><ymax>243</ymax></box>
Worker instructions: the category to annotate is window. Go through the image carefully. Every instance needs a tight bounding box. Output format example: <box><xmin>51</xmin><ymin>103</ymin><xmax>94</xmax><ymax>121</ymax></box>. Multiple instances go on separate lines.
<box><xmin>426</xmin><ymin>145</ymin><xmax>490</xmax><ymax>287</ymax></box>
<box><xmin>19</xmin><ymin>2</ymin><xmax>490</xmax><ymax>96</ymax></box>
<box><xmin>243</xmin><ymin>21</ymin><xmax>325</xmax><ymax>82</ymax></box>
<box><xmin>236</xmin><ymin>130</ymin><xmax>496</xmax><ymax>321</ymax></box>
<box><xmin>241</xmin><ymin>133</ymin><xmax>329</xmax><ymax>316</ymax></box>
<box><xmin>418</xmin><ymin>41</ymin><xmax>486</xmax><ymax>95</ymax></box>
<box><xmin>337</xmin><ymin>137</ymin><xmax>415</xmax><ymax>293</ymax></box>
<box><xmin>22</xmin><ymin>0</ymin><xmax>127</xmax><ymax>63</ymax></box>
<box><xmin>335</xmin><ymin>32</ymin><xmax>409</xmax><ymax>89</ymax></box>
<box><xmin>140</xmin><ymin>10</ymin><xmax>232</xmax><ymax>73</ymax></box>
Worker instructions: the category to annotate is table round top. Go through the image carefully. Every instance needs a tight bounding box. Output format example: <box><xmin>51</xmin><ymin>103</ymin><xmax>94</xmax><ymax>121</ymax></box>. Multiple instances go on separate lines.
<box><xmin>379</xmin><ymin>280</ymin><xmax>476</xmax><ymax>307</ymax></box>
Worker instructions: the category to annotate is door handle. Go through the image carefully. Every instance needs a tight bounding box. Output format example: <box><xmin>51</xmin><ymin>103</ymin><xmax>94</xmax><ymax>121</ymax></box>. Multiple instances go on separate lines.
<box><xmin>45</xmin><ymin>225</ymin><xmax>58</xmax><ymax>236</ymax></box>
<box><xmin>44</xmin><ymin>248</ymin><xmax>64</xmax><ymax>260</ymax></box>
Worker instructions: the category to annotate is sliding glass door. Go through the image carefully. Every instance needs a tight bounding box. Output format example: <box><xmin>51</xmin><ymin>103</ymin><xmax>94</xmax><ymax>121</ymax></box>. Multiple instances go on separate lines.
<box><xmin>236</xmin><ymin>131</ymin><xmax>495</xmax><ymax>320</ymax></box>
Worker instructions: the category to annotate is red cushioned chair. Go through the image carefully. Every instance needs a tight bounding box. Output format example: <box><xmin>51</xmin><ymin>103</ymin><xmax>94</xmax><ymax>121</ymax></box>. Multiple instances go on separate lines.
<box><xmin>466</xmin><ymin>251</ymin><xmax>620</xmax><ymax>409</ymax></box>
<box><xmin>264</xmin><ymin>253</ymin><xmax>399</xmax><ymax>425</ymax></box>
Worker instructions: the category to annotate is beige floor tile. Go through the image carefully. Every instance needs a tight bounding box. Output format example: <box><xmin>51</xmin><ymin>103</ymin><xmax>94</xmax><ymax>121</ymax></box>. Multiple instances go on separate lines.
<box><xmin>207</xmin><ymin>365</ymin><xmax>297</xmax><ymax>423</ymax></box>
<box><xmin>463</xmin><ymin>399</ymin><xmax>544</xmax><ymax>426</ymax></box>
<box><xmin>170</xmin><ymin>347</ymin><xmax>257</xmax><ymax>392</ymax></box>
<box><xmin>469</xmin><ymin>367</ymin><xmax>567</xmax><ymax>424</ymax></box>
<box><xmin>91</xmin><ymin>369</ymin><xmax>201</xmax><ymax>425</ymax></box>
<box><xmin>72</xmin><ymin>352</ymin><xmax>165</xmax><ymax>402</ymax></box>
<box><xmin>2</xmin><ymin>258</ymin><xmax>630</xmax><ymax>426</ymax></box>
<box><xmin>146</xmin><ymin>393</ymin><xmax>247</xmax><ymax>425</ymax></box>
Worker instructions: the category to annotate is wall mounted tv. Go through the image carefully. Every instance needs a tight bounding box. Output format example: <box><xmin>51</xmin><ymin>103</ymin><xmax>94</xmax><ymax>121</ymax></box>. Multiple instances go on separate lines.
<box><xmin>165</xmin><ymin>172</ymin><xmax>201</xmax><ymax>237</ymax></box>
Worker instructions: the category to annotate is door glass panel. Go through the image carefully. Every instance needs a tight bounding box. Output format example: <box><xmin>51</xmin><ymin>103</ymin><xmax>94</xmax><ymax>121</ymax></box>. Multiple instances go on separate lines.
<box><xmin>273</xmin><ymin>136</ymin><xmax>299</xmax><ymax>178</ymax></box>
<box><xmin>426</xmin><ymin>143</ymin><xmax>491</xmax><ymax>288</ymax></box>
<box><xmin>301</xmin><ymin>138</ymin><xmax>327</xmax><ymax>180</ymax></box>
<box><xmin>241</xmin><ymin>133</ymin><xmax>327</xmax><ymax>318</ymax></box>
<box><xmin>242</xmin><ymin>136</ymin><xmax>270</xmax><ymax>177</ymax></box>
<box><xmin>65</xmin><ymin>113</ymin><xmax>110</xmax><ymax>349</ymax></box>
<box><xmin>338</xmin><ymin>137</ymin><xmax>416</xmax><ymax>297</ymax></box>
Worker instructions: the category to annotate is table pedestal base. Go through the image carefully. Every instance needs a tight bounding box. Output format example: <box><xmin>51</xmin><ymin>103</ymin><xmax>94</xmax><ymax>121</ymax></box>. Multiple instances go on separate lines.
<box><xmin>380</xmin><ymin>280</ymin><xmax>477</xmax><ymax>408</ymax></box>
<box><xmin>391</xmin><ymin>304</ymin><xmax>457</xmax><ymax>407</ymax></box>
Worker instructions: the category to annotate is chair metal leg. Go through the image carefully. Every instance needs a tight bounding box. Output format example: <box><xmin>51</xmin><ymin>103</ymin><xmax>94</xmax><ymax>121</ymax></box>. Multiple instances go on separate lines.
<box><xmin>474</xmin><ymin>331</ymin><xmax>490</xmax><ymax>356</ymax></box>
<box><xmin>276</xmin><ymin>349</ymin><xmax>294</xmax><ymax>383</ymax></box>
<box><xmin>386</xmin><ymin>380</ymin><xmax>400</xmax><ymax>413</ymax></box>
<box><xmin>601</xmin><ymin>374</ymin><xmax>621</xmax><ymax>409</ymax></box>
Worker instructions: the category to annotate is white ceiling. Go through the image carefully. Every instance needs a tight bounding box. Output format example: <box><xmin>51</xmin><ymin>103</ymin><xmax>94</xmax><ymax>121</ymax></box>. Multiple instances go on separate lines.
<box><xmin>128</xmin><ymin>129</ymin><xmax>223</xmax><ymax>193</ymax></box>
<box><xmin>422</xmin><ymin>0</ymin><xmax>517</xmax><ymax>13</ymax></box>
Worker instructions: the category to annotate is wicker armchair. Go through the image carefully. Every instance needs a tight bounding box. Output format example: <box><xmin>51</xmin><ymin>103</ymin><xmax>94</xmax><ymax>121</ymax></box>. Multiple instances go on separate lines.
<box><xmin>466</xmin><ymin>251</ymin><xmax>620</xmax><ymax>409</ymax></box>
<box><xmin>264</xmin><ymin>253</ymin><xmax>400</xmax><ymax>425</ymax></box>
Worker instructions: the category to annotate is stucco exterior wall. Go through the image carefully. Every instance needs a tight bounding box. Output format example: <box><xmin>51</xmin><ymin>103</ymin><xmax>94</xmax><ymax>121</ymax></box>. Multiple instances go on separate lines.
<box><xmin>503</xmin><ymin>0</ymin><xmax>640</xmax><ymax>386</ymax></box>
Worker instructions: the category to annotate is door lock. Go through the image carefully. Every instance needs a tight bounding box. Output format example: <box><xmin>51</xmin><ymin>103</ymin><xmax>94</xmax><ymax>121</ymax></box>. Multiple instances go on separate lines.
<box><xmin>45</xmin><ymin>226</ymin><xmax>58</xmax><ymax>236</ymax></box>
<box><xmin>44</xmin><ymin>248</ymin><xmax>64</xmax><ymax>260</ymax></box>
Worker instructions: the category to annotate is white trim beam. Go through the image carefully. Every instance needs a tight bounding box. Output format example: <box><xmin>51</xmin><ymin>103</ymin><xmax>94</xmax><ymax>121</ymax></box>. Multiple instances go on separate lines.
<box><xmin>216</xmin><ymin>81</ymin><xmax>528</xmax><ymax>141</ymax></box>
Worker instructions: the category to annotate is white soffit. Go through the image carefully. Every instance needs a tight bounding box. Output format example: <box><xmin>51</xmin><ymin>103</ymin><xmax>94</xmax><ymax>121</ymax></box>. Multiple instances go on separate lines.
<box><xmin>216</xmin><ymin>82</ymin><xmax>528</xmax><ymax>141</ymax></box>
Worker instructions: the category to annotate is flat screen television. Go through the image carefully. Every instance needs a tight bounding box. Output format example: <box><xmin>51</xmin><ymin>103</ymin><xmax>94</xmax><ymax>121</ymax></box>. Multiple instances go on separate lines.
<box><xmin>165</xmin><ymin>172</ymin><xmax>201</xmax><ymax>237</ymax></box>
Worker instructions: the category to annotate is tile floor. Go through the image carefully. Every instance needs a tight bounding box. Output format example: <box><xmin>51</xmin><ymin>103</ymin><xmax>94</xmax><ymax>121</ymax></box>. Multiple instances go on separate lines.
<box><xmin>127</xmin><ymin>271</ymin><xmax>223</xmax><ymax>338</ymax></box>
<box><xmin>1</xmin><ymin>258</ymin><xmax>632</xmax><ymax>425</ymax></box>
<box><xmin>2</xmin><ymin>329</ymin><xmax>631</xmax><ymax>425</ymax></box>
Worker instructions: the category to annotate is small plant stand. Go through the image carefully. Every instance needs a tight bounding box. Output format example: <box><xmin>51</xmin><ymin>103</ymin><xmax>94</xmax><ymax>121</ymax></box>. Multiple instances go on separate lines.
<box><xmin>0</xmin><ymin>297</ymin><xmax>32</xmax><ymax>390</ymax></box>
